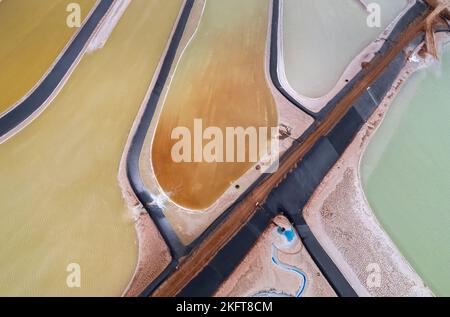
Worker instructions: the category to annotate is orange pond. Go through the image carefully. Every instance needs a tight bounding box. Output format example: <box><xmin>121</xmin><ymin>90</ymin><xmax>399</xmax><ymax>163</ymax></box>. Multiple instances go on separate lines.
<box><xmin>151</xmin><ymin>0</ymin><xmax>278</xmax><ymax>210</ymax></box>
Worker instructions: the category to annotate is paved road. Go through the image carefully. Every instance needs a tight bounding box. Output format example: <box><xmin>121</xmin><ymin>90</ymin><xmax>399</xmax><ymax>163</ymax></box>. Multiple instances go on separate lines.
<box><xmin>152</xmin><ymin>5</ymin><xmax>433</xmax><ymax>297</ymax></box>
<box><xmin>0</xmin><ymin>0</ymin><xmax>114</xmax><ymax>140</ymax></box>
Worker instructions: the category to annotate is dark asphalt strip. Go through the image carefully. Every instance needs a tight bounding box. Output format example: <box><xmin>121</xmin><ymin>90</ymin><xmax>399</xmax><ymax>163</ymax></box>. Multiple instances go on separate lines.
<box><xmin>178</xmin><ymin>50</ymin><xmax>408</xmax><ymax>298</ymax></box>
<box><xmin>175</xmin><ymin>2</ymin><xmax>428</xmax><ymax>298</ymax></box>
<box><xmin>127</xmin><ymin>0</ymin><xmax>283</xmax><ymax>262</ymax></box>
<box><xmin>269</xmin><ymin>0</ymin><xmax>318</xmax><ymax>118</ymax></box>
<box><xmin>435</xmin><ymin>27</ymin><xmax>450</xmax><ymax>33</ymax></box>
<box><xmin>130</xmin><ymin>0</ymin><xmax>278</xmax><ymax>296</ymax></box>
<box><xmin>126</xmin><ymin>1</ymin><xmax>196</xmax><ymax>293</ymax></box>
<box><xmin>133</xmin><ymin>0</ymin><xmax>428</xmax><ymax>298</ymax></box>
<box><xmin>294</xmin><ymin>218</ymin><xmax>357</xmax><ymax>297</ymax></box>
<box><xmin>270</xmin><ymin>0</ymin><xmax>429</xmax><ymax>122</ymax></box>
<box><xmin>0</xmin><ymin>0</ymin><xmax>114</xmax><ymax>138</ymax></box>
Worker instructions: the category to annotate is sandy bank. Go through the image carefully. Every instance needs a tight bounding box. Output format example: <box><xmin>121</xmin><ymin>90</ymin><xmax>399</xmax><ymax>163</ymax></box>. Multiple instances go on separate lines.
<box><xmin>137</xmin><ymin>0</ymin><xmax>313</xmax><ymax>245</ymax></box>
<box><xmin>215</xmin><ymin>216</ymin><xmax>336</xmax><ymax>297</ymax></box>
<box><xmin>0</xmin><ymin>0</ymin><xmax>102</xmax><ymax>144</ymax></box>
<box><xmin>118</xmin><ymin>1</ymin><xmax>187</xmax><ymax>296</ymax></box>
<box><xmin>303</xmin><ymin>35</ymin><xmax>450</xmax><ymax>296</ymax></box>
<box><xmin>86</xmin><ymin>0</ymin><xmax>131</xmax><ymax>53</ymax></box>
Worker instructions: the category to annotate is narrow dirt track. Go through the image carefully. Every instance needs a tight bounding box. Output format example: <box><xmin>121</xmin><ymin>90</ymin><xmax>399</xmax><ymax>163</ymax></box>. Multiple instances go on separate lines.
<box><xmin>153</xmin><ymin>8</ymin><xmax>435</xmax><ymax>297</ymax></box>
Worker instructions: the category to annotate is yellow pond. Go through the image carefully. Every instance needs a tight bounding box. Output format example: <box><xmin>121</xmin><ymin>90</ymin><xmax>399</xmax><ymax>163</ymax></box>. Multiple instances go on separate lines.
<box><xmin>152</xmin><ymin>0</ymin><xmax>278</xmax><ymax>210</ymax></box>
<box><xmin>0</xmin><ymin>0</ymin><xmax>182</xmax><ymax>296</ymax></box>
<box><xmin>0</xmin><ymin>0</ymin><xmax>96</xmax><ymax>114</ymax></box>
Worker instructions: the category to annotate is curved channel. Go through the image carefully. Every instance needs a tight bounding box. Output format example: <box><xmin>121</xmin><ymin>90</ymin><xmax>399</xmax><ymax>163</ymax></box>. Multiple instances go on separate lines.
<box><xmin>136</xmin><ymin>0</ymin><xmax>425</xmax><ymax>296</ymax></box>
<box><xmin>0</xmin><ymin>0</ymin><xmax>183</xmax><ymax>296</ymax></box>
<box><xmin>271</xmin><ymin>227</ymin><xmax>307</xmax><ymax>297</ymax></box>
<box><xmin>0</xmin><ymin>0</ymin><xmax>96</xmax><ymax>114</ymax></box>
<box><xmin>271</xmin><ymin>248</ymin><xmax>307</xmax><ymax>297</ymax></box>
<box><xmin>0</xmin><ymin>0</ymin><xmax>114</xmax><ymax>140</ymax></box>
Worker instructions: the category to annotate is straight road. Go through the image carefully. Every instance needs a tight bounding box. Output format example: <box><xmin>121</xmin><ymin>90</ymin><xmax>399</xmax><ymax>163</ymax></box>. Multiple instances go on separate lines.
<box><xmin>153</xmin><ymin>6</ymin><xmax>434</xmax><ymax>297</ymax></box>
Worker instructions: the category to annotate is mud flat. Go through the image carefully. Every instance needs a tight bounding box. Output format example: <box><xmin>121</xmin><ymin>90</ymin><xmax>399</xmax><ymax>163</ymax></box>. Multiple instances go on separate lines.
<box><xmin>0</xmin><ymin>0</ymin><xmax>96</xmax><ymax>114</ymax></box>
<box><xmin>216</xmin><ymin>216</ymin><xmax>335</xmax><ymax>297</ymax></box>
<box><xmin>139</xmin><ymin>0</ymin><xmax>313</xmax><ymax>244</ymax></box>
<box><xmin>303</xmin><ymin>38</ymin><xmax>450</xmax><ymax>296</ymax></box>
<box><xmin>0</xmin><ymin>0</ymin><xmax>181</xmax><ymax>296</ymax></box>
<box><xmin>361</xmin><ymin>44</ymin><xmax>450</xmax><ymax>296</ymax></box>
<box><xmin>279</xmin><ymin>0</ymin><xmax>411</xmax><ymax>111</ymax></box>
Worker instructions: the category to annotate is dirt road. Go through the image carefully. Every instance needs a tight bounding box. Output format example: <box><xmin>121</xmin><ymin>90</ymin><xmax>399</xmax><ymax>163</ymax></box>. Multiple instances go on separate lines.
<box><xmin>153</xmin><ymin>6</ymin><xmax>434</xmax><ymax>297</ymax></box>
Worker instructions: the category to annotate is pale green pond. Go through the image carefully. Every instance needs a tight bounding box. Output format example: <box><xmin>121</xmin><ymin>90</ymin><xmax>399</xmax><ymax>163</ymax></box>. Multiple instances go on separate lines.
<box><xmin>362</xmin><ymin>50</ymin><xmax>450</xmax><ymax>296</ymax></box>
<box><xmin>283</xmin><ymin>0</ymin><xmax>408</xmax><ymax>98</ymax></box>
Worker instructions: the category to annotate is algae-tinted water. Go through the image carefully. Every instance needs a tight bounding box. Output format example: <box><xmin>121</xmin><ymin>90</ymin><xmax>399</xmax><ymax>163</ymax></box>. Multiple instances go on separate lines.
<box><xmin>282</xmin><ymin>0</ymin><xmax>407</xmax><ymax>98</ymax></box>
<box><xmin>0</xmin><ymin>0</ymin><xmax>96</xmax><ymax>114</ymax></box>
<box><xmin>0</xmin><ymin>0</ymin><xmax>182</xmax><ymax>296</ymax></box>
<box><xmin>152</xmin><ymin>0</ymin><xmax>278</xmax><ymax>210</ymax></box>
<box><xmin>362</xmin><ymin>51</ymin><xmax>450</xmax><ymax>296</ymax></box>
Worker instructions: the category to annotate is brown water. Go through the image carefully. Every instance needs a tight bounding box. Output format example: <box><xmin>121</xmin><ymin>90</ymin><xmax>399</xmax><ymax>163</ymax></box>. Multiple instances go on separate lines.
<box><xmin>0</xmin><ymin>0</ymin><xmax>182</xmax><ymax>296</ymax></box>
<box><xmin>151</xmin><ymin>0</ymin><xmax>278</xmax><ymax>210</ymax></box>
<box><xmin>0</xmin><ymin>0</ymin><xmax>96</xmax><ymax>114</ymax></box>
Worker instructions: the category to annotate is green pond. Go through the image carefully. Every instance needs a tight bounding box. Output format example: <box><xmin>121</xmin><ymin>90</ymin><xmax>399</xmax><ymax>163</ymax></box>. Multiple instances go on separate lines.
<box><xmin>362</xmin><ymin>50</ymin><xmax>450</xmax><ymax>296</ymax></box>
<box><xmin>282</xmin><ymin>0</ymin><xmax>407</xmax><ymax>98</ymax></box>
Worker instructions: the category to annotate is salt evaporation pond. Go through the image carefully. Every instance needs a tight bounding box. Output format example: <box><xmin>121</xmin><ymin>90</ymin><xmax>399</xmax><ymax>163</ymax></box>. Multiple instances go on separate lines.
<box><xmin>0</xmin><ymin>0</ymin><xmax>182</xmax><ymax>296</ymax></box>
<box><xmin>282</xmin><ymin>0</ymin><xmax>408</xmax><ymax>98</ymax></box>
<box><xmin>0</xmin><ymin>0</ymin><xmax>95</xmax><ymax>114</ymax></box>
<box><xmin>362</xmin><ymin>50</ymin><xmax>450</xmax><ymax>296</ymax></box>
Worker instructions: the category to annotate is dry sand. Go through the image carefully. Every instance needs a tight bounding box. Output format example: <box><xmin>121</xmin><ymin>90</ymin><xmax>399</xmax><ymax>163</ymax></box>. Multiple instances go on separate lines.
<box><xmin>301</xmin><ymin>38</ymin><xmax>450</xmax><ymax>296</ymax></box>
<box><xmin>119</xmin><ymin>1</ymin><xmax>449</xmax><ymax>296</ymax></box>
<box><xmin>122</xmin><ymin>212</ymin><xmax>171</xmax><ymax>297</ymax></box>
<box><xmin>216</xmin><ymin>215</ymin><xmax>336</xmax><ymax>297</ymax></box>
<box><xmin>86</xmin><ymin>0</ymin><xmax>131</xmax><ymax>53</ymax></box>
